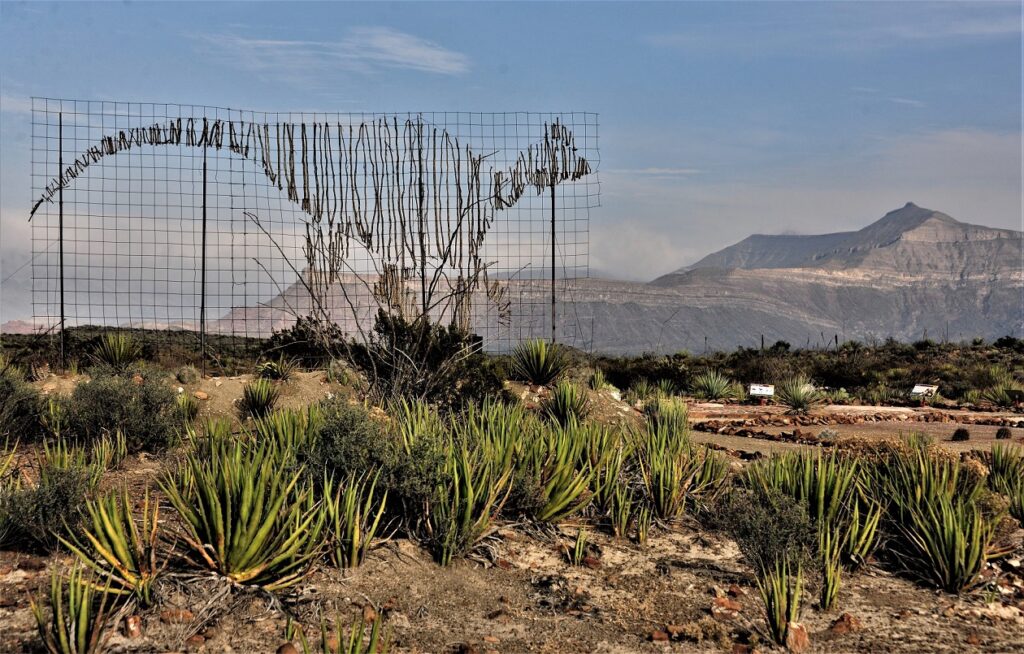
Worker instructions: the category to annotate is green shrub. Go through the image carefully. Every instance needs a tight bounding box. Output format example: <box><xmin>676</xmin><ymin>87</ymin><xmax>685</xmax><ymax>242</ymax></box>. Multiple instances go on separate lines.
<box><xmin>160</xmin><ymin>437</ymin><xmax>325</xmax><ymax>590</ymax></box>
<box><xmin>775</xmin><ymin>375</ymin><xmax>823</xmax><ymax>414</ymax></box>
<box><xmin>89</xmin><ymin>333</ymin><xmax>141</xmax><ymax>372</ymax></box>
<box><xmin>239</xmin><ymin>378</ymin><xmax>280</xmax><ymax>419</ymax></box>
<box><xmin>708</xmin><ymin>488</ymin><xmax>815</xmax><ymax>575</ymax></box>
<box><xmin>690</xmin><ymin>370</ymin><xmax>736</xmax><ymax>401</ymax></box>
<box><xmin>542</xmin><ymin>381</ymin><xmax>591</xmax><ymax>426</ymax></box>
<box><xmin>175</xmin><ymin>365</ymin><xmax>200</xmax><ymax>384</ymax></box>
<box><xmin>66</xmin><ymin>373</ymin><xmax>180</xmax><ymax>452</ymax></box>
<box><xmin>0</xmin><ymin>368</ymin><xmax>44</xmax><ymax>441</ymax></box>
<box><xmin>510</xmin><ymin>339</ymin><xmax>568</xmax><ymax>386</ymax></box>
<box><xmin>310</xmin><ymin>400</ymin><xmax>394</xmax><ymax>482</ymax></box>
<box><xmin>5</xmin><ymin>464</ymin><xmax>91</xmax><ymax>551</ymax></box>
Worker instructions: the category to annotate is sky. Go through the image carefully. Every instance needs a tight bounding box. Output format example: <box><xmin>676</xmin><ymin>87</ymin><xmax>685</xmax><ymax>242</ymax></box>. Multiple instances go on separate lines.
<box><xmin>1</xmin><ymin>0</ymin><xmax>1021</xmax><ymax>324</ymax></box>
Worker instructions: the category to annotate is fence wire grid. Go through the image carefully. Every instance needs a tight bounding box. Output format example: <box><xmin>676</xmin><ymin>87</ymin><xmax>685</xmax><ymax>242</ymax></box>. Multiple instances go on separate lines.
<box><xmin>29</xmin><ymin>98</ymin><xmax>599</xmax><ymax>354</ymax></box>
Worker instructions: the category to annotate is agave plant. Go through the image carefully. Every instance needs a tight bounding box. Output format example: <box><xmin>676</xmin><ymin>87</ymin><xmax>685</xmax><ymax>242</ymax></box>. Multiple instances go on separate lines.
<box><xmin>518</xmin><ymin>421</ymin><xmax>602</xmax><ymax>522</ymax></box>
<box><xmin>634</xmin><ymin>421</ymin><xmax>726</xmax><ymax>520</ymax></box>
<box><xmin>756</xmin><ymin>557</ymin><xmax>803</xmax><ymax>647</ymax></box>
<box><xmin>424</xmin><ymin>443</ymin><xmax>511</xmax><ymax>565</ymax></box>
<box><xmin>159</xmin><ymin>438</ymin><xmax>325</xmax><ymax>590</ymax></box>
<box><xmin>568</xmin><ymin>528</ymin><xmax>589</xmax><ymax>566</ymax></box>
<box><xmin>510</xmin><ymin>339</ymin><xmax>569</xmax><ymax>386</ymax></box>
<box><xmin>542</xmin><ymin>381</ymin><xmax>591</xmax><ymax>427</ymax></box>
<box><xmin>176</xmin><ymin>393</ymin><xmax>200</xmax><ymax>423</ymax></box>
<box><xmin>588</xmin><ymin>368</ymin><xmax>610</xmax><ymax>391</ymax></box>
<box><xmin>626</xmin><ymin>378</ymin><xmax>657</xmax><ymax>404</ymax></box>
<box><xmin>256</xmin><ymin>356</ymin><xmax>300</xmax><ymax>381</ymax></box>
<box><xmin>988</xmin><ymin>444</ymin><xmax>1024</xmax><ymax>523</ymax></box>
<box><xmin>239</xmin><ymin>378</ymin><xmax>281</xmax><ymax>419</ymax></box>
<box><xmin>60</xmin><ymin>487</ymin><xmax>163</xmax><ymax>607</ymax></box>
<box><xmin>251</xmin><ymin>406</ymin><xmax>322</xmax><ymax>462</ymax></box>
<box><xmin>690</xmin><ymin>370</ymin><xmax>736</xmax><ymax>402</ymax></box>
<box><xmin>818</xmin><ymin>524</ymin><xmax>843</xmax><ymax>610</ymax></box>
<box><xmin>288</xmin><ymin>614</ymin><xmax>390</xmax><ymax>654</ymax></box>
<box><xmin>322</xmin><ymin>473</ymin><xmax>388</xmax><ymax>568</ymax></box>
<box><xmin>392</xmin><ymin>398</ymin><xmax>447</xmax><ymax>455</ymax></box>
<box><xmin>643</xmin><ymin>397</ymin><xmax>689</xmax><ymax>434</ymax></box>
<box><xmin>90</xmin><ymin>333</ymin><xmax>141</xmax><ymax>372</ymax></box>
<box><xmin>31</xmin><ymin>565</ymin><xmax>125</xmax><ymax>654</ymax></box>
<box><xmin>775</xmin><ymin>375</ymin><xmax>823</xmax><ymax>414</ymax></box>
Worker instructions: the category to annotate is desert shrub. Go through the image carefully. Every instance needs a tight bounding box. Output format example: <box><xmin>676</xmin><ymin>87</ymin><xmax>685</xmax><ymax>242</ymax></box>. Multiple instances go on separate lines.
<box><xmin>61</xmin><ymin>487</ymin><xmax>162</xmax><ymax>607</ymax></box>
<box><xmin>5</xmin><ymin>465</ymin><xmax>91</xmax><ymax>551</ymax></box>
<box><xmin>31</xmin><ymin>564</ymin><xmax>125</xmax><ymax>654</ymax></box>
<box><xmin>996</xmin><ymin>427</ymin><xmax>1012</xmax><ymax>440</ymax></box>
<box><xmin>89</xmin><ymin>332</ymin><xmax>141</xmax><ymax>372</ymax></box>
<box><xmin>951</xmin><ymin>427</ymin><xmax>970</xmax><ymax>442</ymax></box>
<box><xmin>175</xmin><ymin>365</ymin><xmax>200</xmax><ymax>384</ymax></box>
<box><xmin>66</xmin><ymin>372</ymin><xmax>179</xmax><ymax>452</ymax></box>
<box><xmin>541</xmin><ymin>381</ymin><xmax>591</xmax><ymax>426</ymax></box>
<box><xmin>690</xmin><ymin>370</ymin><xmax>736</xmax><ymax>401</ymax></box>
<box><xmin>0</xmin><ymin>368</ymin><xmax>44</xmax><ymax>441</ymax></box>
<box><xmin>775</xmin><ymin>375</ymin><xmax>823</xmax><ymax>413</ymax></box>
<box><xmin>160</xmin><ymin>437</ymin><xmax>325</xmax><ymax>590</ymax></box>
<box><xmin>266</xmin><ymin>316</ymin><xmax>349</xmax><ymax>366</ymax></box>
<box><xmin>256</xmin><ymin>356</ymin><xmax>300</xmax><ymax>381</ymax></box>
<box><xmin>310</xmin><ymin>399</ymin><xmax>394</xmax><ymax>483</ymax></box>
<box><xmin>348</xmin><ymin>312</ymin><xmax>501</xmax><ymax>408</ymax></box>
<box><xmin>708</xmin><ymin>487</ymin><xmax>815</xmax><ymax>574</ymax></box>
<box><xmin>239</xmin><ymin>378</ymin><xmax>280</xmax><ymax>419</ymax></box>
<box><xmin>510</xmin><ymin>339</ymin><xmax>568</xmax><ymax>386</ymax></box>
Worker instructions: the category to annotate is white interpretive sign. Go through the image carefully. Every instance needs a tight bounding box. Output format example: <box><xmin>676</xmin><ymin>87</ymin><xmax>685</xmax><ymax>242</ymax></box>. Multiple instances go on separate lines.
<box><xmin>749</xmin><ymin>384</ymin><xmax>775</xmax><ymax>397</ymax></box>
<box><xmin>910</xmin><ymin>384</ymin><xmax>939</xmax><ymax>398</ymax></box>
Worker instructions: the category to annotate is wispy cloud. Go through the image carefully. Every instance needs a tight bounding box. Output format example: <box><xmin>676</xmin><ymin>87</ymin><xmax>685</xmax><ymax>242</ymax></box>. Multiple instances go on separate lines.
<box><xmin>888</xmin><ymin>97</ymin><xmax>926</xmax><ymax>108</ymax></box>
<box><xmin>0</xmin><ymin>95</ymin><xmax>33</xmax><ymax>116</ymax></box>
<box><xmin>606</xmin><ymin>167</ymin><xmax>704</xmax><ymax>177</ymax></box>
<box><xmin>194</xmin><ymin>27</ymin><xmax>470</xmax><ymax>84</ymax></box>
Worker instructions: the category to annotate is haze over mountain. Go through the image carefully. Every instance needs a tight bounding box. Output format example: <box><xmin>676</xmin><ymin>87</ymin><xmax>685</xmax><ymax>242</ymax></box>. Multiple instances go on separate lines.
<box><xmin>563</xmin><ymin>203</ymin><xmax>1022</xmax><ymax>353</ymax></box>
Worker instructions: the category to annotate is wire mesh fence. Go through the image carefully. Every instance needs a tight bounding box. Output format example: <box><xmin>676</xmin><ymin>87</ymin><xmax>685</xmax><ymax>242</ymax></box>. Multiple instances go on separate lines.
<box><xmin>29</xmin><ymin>99</ymin><xmax>599</xmax><ymax>358</ymax></box>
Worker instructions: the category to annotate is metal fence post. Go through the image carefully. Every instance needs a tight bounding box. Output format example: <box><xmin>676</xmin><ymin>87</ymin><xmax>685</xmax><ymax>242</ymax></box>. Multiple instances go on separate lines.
<box><xmin>58</xmin><ymin>112</ymin><xmax>66</xmax><ymax>369</ymax></box>
<box><xmin>199</xmin><ymin>146</ymin><xmax>208</xmax><ymax>376</ymax></box>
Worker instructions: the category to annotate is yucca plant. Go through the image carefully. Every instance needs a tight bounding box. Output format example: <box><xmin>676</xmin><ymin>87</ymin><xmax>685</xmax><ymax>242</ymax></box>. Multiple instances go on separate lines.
<box><xmin>542</xmin><ymin>381</ymin><xmax>591</xmax><ymax>427</ymax></box>
<box><xmin>775</xmin><ymin>375</ymin><xmax>823</xmax><ymax>414</ymax></box>
<box><xmin>239</xmin><ymin>378</ymin><xmax>280</xmax><ymax>419</ymax></box>
<box><xmin>39</xmin><ymin>439</ymin><xmax>104</xmax><ymax>490</ymax></box>
<box><xmin>425</xmin><ymin>443</ymin><xmax>512</xmax><ymax>565</ymax></box>
<box><xmin>251</xmin><ymin>406</ymin><xmax>322</xmax><ymax>462</ymax></box>
<box><xmin>392</xmin><ymin>398</ymin><xmax>447</xmax><ymax>455</ymax></box>
<box><xmin>635</xmin><ymin>504</ymin><xmax>652</xmax><ymax>545</ymax></box>
<box><xmin>159</xmin><ymin>438</ymin><xmax>325</xmax><ymax>590</ymax></box>
<box><xmin>626</xmin><ymin>378</ymin><xmax>657</xmax><ymax>404</ymax></box>
<box><xmin>568</xmin><ymin>528</ymin><xmax>589</xmax><ymax>566</ymax></box>
<box><xmin>90</xmin><ymin>432</ymin><xmax>127</xmax><ymax>472</ymax></box>
<box><xmin>643</xmin><ymin>397</ymin><xmax>689</xmax><ymax>434</ymax></box>
<box><xmin>592</xmin><ymin>444</ymin><xmax>630</xmax><ymax>514</ymax></box>
<box><xmin>842</xmin><ymin>497</ymin><xmax>883</xmax><ymax>568</ymax></box>
<box><xmin>895</xmin><ymin>492</ymin><xmax>1002</xmax><ymax>592</ymax></box>
<box><xmin>176</xmin><ymin>394</ymin><xmax>200</xmax><ymax>423</ymax></box>
<box><xmin>655</xmin><ymin>378</ymin><xmax>677</xmax><ymax>398</ymax></box>
<box><xmin>519</xmin><ymin>421</ymin><xmax>599</xmax><ymax>522</ymax></box>
<box><xmin>322</xmin><ymin>473</ymin><xmax>388</xmax><ymax>568</ymax></box>
<box><xmin>609</xmin><ymin>482</ymin><xmax>634</xmax><ymax>540</ymax></box>
<box><xmin>988</xmin><ymin>444</ymin><xmax>1024</xmax><ymax>523</ymax></box>
<box><xmin>690</xmin><ymin>370</ymin><xmax>736</xmax><ymax>402</ymax></box>
<box><xmin>818</xmin><ymin>524</ymin><xmax>843</xmax><ymax>610</ymax></box>
<box><xmin>634</xmin><ymin>422</ymin><xmax>725</xmax><ymax>521</ymax></box>
<box><xmin>588</xmin><ymin>368</ymin><xmax>610</xmax><ymax>391</ymax></box>
<box><xmin>510</xmin><ymin>339</ymin><xmax>568</xmax><ymax>386</ymax></box>
<box><xmin>256</xmin><ymin>356</ymin><xmax>300</xmax><ymax>381</ymax></box>
<box><xmin>756</xmin><ymin>557</ymin><xmax>803</xmax><ymax>647</ymax></box>
<box><xmin>746</xmin><ymin>451</ymin><xmax>858</xmax><ymax>530</ymax></box>
<box><xmin>288</xmin><ymin>614</ymin><xmax>391</xmax><ymax>654</ymax></box>
<box><xmin>90</xmin><ymin>333</ymin><xmax>141</xmax><ymax>372</ymax></box>
<box><xmin>31</xmin><ymin>565</ymin><xmax>124</xmax><ymax>654</ymax></box>
<box><xmin>60</xmin><ymin>487</ymin><xmax>162</xmax><ymax>607</ymax></box>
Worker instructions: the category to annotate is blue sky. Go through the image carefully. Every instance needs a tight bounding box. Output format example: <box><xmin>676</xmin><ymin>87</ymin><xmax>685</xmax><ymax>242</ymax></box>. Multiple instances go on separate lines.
<box><xmin>1</xmin><ymin>1</ymin><xmax>1021</xmax><ymax>322</ymax></box>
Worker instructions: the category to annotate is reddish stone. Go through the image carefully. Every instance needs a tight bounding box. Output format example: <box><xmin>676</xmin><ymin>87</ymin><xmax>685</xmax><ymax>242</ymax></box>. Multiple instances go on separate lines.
<box><xmin>650</xmin><ymin>630</ymin><xmax>670</xmax><ymax>642</ymax></box>
<box><xmin>785</xmin><ymin>623</ymin><xmax>809</xmax><ymax>653</ymax></box>
<box><xmin>124</xmin><ymin>615</ymin><xmax>143</xmax><ymax>639</ymax></box>
<box><xmin>829</xmin><ymin>612</ymin><xmax>862</xmax><ymax>635</ymax></box>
